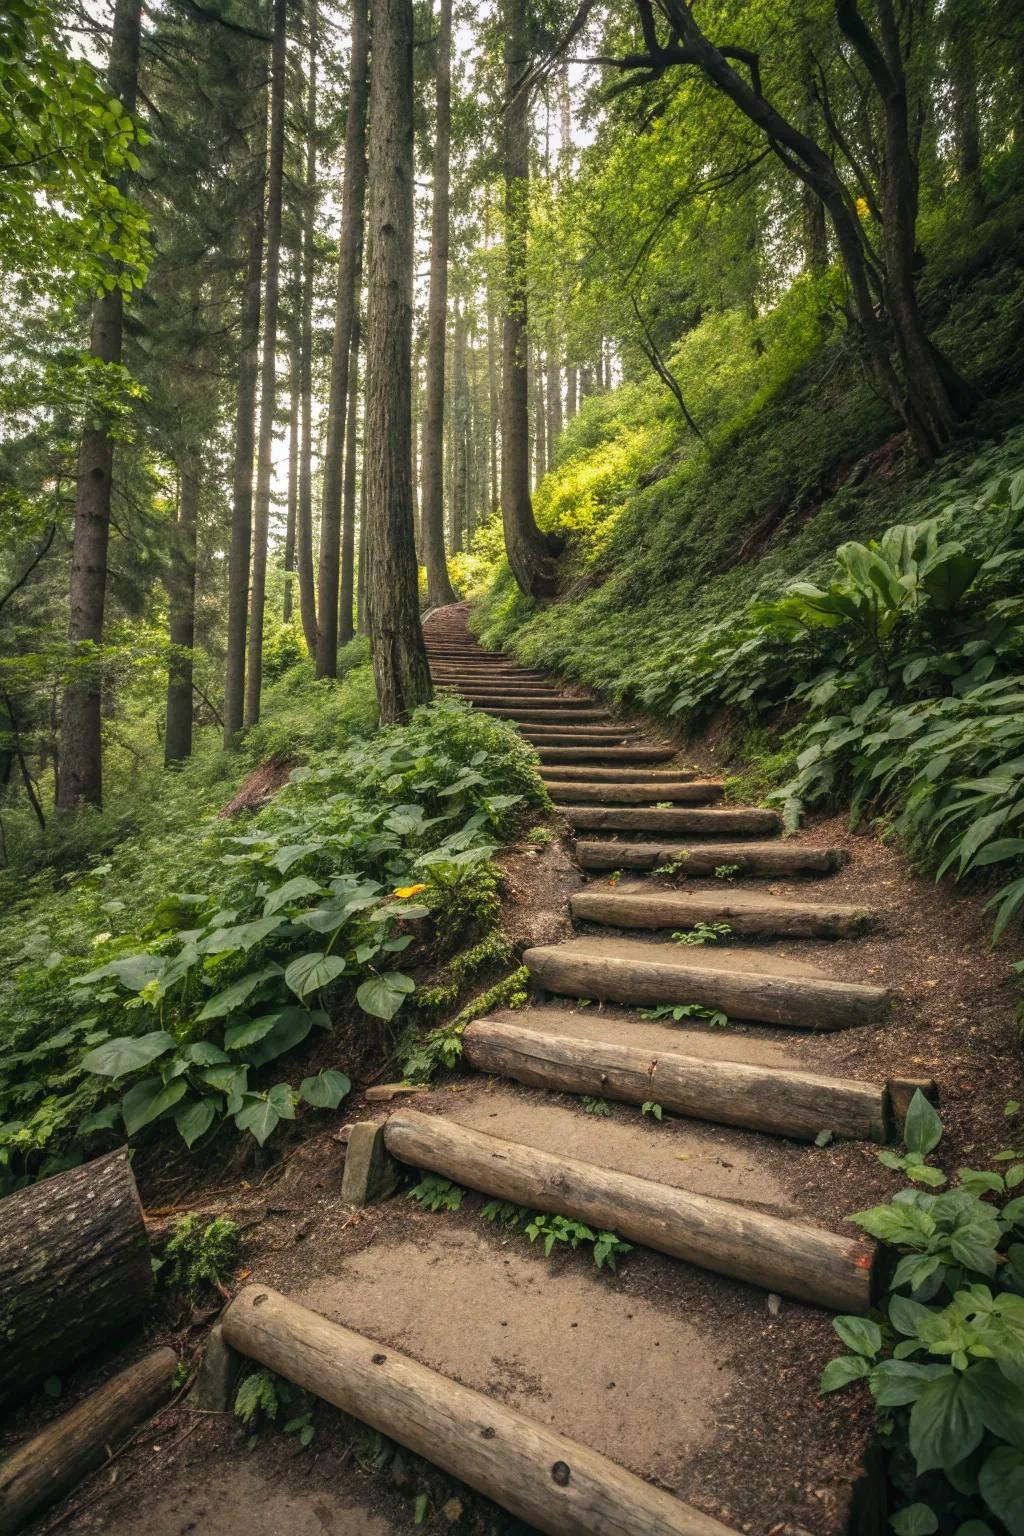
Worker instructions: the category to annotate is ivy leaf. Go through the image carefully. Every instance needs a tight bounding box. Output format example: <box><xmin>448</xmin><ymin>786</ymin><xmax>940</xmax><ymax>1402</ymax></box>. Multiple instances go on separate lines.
<box><xmin>197</xmin><ymin>965</ymin><xmax>282</xmax><ymax>1020</ymax></box>
<box><xmin>299</xmin><ymin>1070</ymin><xmax>351</xmax><ymax>1110</ymax></box>
<box><xmin>909</xmin><ymin>1370</ymin><xmax>984</xmax><ymax>1474</ymax></box>
<box><xmin>174</xmin><ymin>1096</ymin><xmax>219</xmax><ymax>1148</ymax></box>
<box><xmin>356</xmin><ymin>971</ymin><xmax>416</xmax><ymax>1021</ymax></box>
<box><xmin>284</xmin><ymin>952</ymin><xmax>346</xmax><ymax>999</ymax></box>
<box><xmin>81</xmin><ymin>1030</ymin><xmax>176</xmax><ymax>1079</ymax></box>
<box><xmin>122</xmin><ymin>1075</ymin><xmax>188</xmax><ymax>1137</ymax></box>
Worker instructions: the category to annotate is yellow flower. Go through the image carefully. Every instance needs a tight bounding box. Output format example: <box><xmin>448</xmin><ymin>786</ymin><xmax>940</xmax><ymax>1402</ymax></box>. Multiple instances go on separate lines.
<box><xmin>393</xmin><ymin>883</ymin><xmax>427</xmax><ymax>899</ymax></box>
<box><xmin>855</xmin><ymin>196</ymin><xmax>869</xmax><ymax>219</ymax></box>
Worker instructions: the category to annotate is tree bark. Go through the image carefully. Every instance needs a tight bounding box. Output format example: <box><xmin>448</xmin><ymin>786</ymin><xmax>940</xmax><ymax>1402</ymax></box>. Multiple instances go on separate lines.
<box><xmin>295</xmin><ymin>0</ymin><xmax>320</xmax><ymax>657</ymax></box>
<box><xmin>565</xmin><ymin>364</ymin><xmax>577</xmax><ymax>421</ymax></box>
<box><xmin>317</xmin><ymin>0</ymin><xmax>369</xmax><ymax>676</ymax></box>
<box><xmin>0</xmin><ymin>1148</ymin><xmax>154</xmax><ymax>1412</ymax></box>
<box><xmin>57</xmin><ymin>0</ymin><xmax>142</xmax><ymax>810</ymax></box>
<box><xmin>164</xmin><ymin>454</ymin><xmax>199</xmax><ymax>765</ymax></box>
<box><xmin>0</xmin><ymin>1350</ymin><xmax>177</xmax><ymax>1536</ymax></box>
<box><xmin>486</xmin><ymin>208</ymin><xmax>500</xmax><ymax>512</ymax></box>
<box><xmin>339</xmin><ymin>314</ymin><xmax>360</xmax><ymax>646</ymax></box>
<box><xmin>223</xmin><ymin>89</ymin><xmax>266</xmax><ymax>746</ymax></box>
<box><xmin>363</xmin><ymin>0</ymin><xmax>433</xmax><ymax>722</ymax></box>
<box><xmin>451</xmin><ymin>299</ymin><xmax>469</xmax><ymax>551</ymax></box>
<box><xmin>420</xmin><ymin>0</ymin><xmax>458</xmax><ymax>608</ymax></box>
<box><xmin>244</xmin><ymin>0</ymin><xmax>287</xmax><ymax>727</ymax></box>
<box><xmin>533</xmin><ymin>344</ymin><xmax>547</xmax><ymax>483</ymax></box>
<box><xmin>283</xmin><ymin>318</ymin><xmax>299</xmax><ymax>624</ymax></box>
<box><xmin>545</xmin><ymin>350</ymin><xmax>562</xmax><ymax>455</ymax></box>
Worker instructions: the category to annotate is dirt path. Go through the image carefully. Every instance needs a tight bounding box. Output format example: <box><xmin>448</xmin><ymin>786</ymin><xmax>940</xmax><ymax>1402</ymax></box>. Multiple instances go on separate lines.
<box><xmin>21</xmin><ymin>602</ymin><xmax>1021</xmax><ymax>1536</ymax></box>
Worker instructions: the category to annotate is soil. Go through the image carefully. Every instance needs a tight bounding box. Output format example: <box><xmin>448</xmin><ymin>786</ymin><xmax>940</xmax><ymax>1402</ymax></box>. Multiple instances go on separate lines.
<box><xmin>8</xmin><ymin>621</ymin><xmax>1023</xmax><ymax>1536</ymax></box>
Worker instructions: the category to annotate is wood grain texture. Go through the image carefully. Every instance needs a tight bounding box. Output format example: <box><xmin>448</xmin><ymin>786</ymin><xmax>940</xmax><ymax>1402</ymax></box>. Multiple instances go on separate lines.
<box><xmin>537</xmin><ymin>747</ymin><xmax>677</xmax><ymax>763</ymax></box>
<box><xmin>549</xmin><ymin>781</ymin><xmax>723</xmax><ymax>805</ymax></box>
<box><xmin>222</xmin><ymin>1285</ymin><xmax>738</xmax><ymax>1536</ymax></box>
<box><xmin>463</xmin><ymin>1017</ymin><xmax>889</xmax><ymax>1142</ymax></box>
<box><xmin>0</xmin><ymin>1348</ymin><xmax>176</xmax><ymax>1536</ymax></box>
<box><xmin>570</xmin><ymin>888</ymin><xmax>874</xmax><ymax>938</ymax></box>
<box><xmin>383</xmin><ymin>1110</ymin><xmax>875</xmax><ymax>1310</ymax></box>
<box><xmin>523</xmin><ymin>943</ymin><xmax>890</xmax><ymax>1029</ymax></box>
<box><xmin>542</xmin><ymin>766</ymin><xmax>698</xmax><ymax>782</ymax></box>
<box><xmin>0</xmin><ymin>1147</ymin><xmax>154</xmax><ymax>1411</ymax></box>
<box><xmin>565</xmin><ymin>806</ymin><xmax>780</xmax><ymax>835</ymax></box>
<box><xmin>575</xmin><ymin>840</ymin><xmax>847</xmax><ymax>874</ymax></box>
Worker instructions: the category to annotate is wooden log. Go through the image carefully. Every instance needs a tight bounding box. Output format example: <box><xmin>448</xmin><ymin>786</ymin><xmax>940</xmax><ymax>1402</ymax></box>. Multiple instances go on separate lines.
<box><xmin>523</xmin><ymin>942</ymin><xmax>891</xmax><ymax>1030</ymax></box>
<box><xmin>384</xmin><ymin>1110</ymin><xmax>875</xmax><ymax>1310</ymax></box>
<box><xmin>222</xmin><ymin>1286</ymin><xmax>735</xmax><ymax>1536</ymax></box>
<box><xmin>488</xmin><ymin>708</ymin><xmax>612</xmax><ymax>723</ymax></box>
<box><xmin>570</xmin><ymin>888</ymin><xmax>875</xmax><ymax>939</ymax></box>
<box><xmin>537</xmin><ymin>747</ymin><xmax>677</xmax><ymax>764</ymax></box>
<box><xmin>548</xmin><ymin>781</ymin><xmax>723</xmax><ymax>805</ymax></box>
<box><xmin>542</xmin><ymin>765</ymin><xmax>697</xmax><ymax>782</ymax></box>
<box><xmin>565</xmin><ymin>806</ymin><xmax>780</xmax><ymax>835</ymax></box>
<box><xmin>463</xmin><ymin>1018</ymin><xmax>889</xmax><ymax>1142</ymax></box>
<box><xmin>576</xmin><ymin>839</ymin><xmax>847</xmax><ymax>874</ymax></box>
<box><xmin>0</xmin><ymin>1147</ymin><xmax>155</xmax><ymax>1411</ymax></box>
<box><xmin>0</xmin><ymin>1348</ymin><xmax>176</xmax><ymax>1536</ymax></box>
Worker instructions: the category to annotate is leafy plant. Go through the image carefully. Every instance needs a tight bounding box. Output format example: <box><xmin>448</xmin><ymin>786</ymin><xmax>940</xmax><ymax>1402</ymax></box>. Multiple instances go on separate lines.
<box><xmin>581</xmin><ymin>1095</ymin><xmax>611</xmax><ymax>1116</ymax></box>
<box><xmin>158</xmin><ymin>1213</ymin><xmax>239</xmax><ymax>1300</ymax></box>
<box><xmin>823</xmin><ymin>1097</ymin><xmax>1024</xmax><ymax>1533</ymax></box>
<box><xmin>524</xmin><ymin>1212</ymin><xmax>633</xmax><ymax>1271</ymax></box>
<box><xmin>671</xmin><ymin>921</ymin><xmax>732</xmax><ymax>946</ymax></box>
<box><xmin>407</xmin><ymin>1174</ymin><xmax>463</xmax><ymax>1213</ymax></box>
<box><xmin>653</xmin><ymin>852</ymin><xmax>690</xmax><ymax>877</ymax></box>
<box><xmin>642</xmin><ymin>1100</ymin><xmax>664</xmax><ymax>1121</ymax></box>
<box><xmin>235</xmin><ymin>1369</ymin><xmax>315</xmax><ymax>1447</ymax></box>
<box><xmin>714</xmin><ymin>864</ymin><xmax>741</xmax><ymax>880</ymax></box>
<box><xmin>638</xmin><ymin>1002</ymin><xmax>731</xmax><ymax>1029</ymax></box>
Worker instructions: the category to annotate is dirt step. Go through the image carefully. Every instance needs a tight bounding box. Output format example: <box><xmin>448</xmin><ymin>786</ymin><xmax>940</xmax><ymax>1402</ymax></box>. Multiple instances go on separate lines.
<box><xmin>576</xmin><ymin>840</ymin><xmax>847</xmax><ymax>874</ymax></box>
<box><xmin>547</xmin><ymin>781</ymin><xmax>723</xmax><ymax>806</ymax></box>
<box><xmin>463</xmin><ymin>1015</ymin><xmax>891</xmax><ymax>1142</ymax></box>
<box><xmin>383</xmin><ymin>1108</ymin><xmax>875</xmax><ymax>1311</ymax></box>
<box><xmin>488</xmin><ymin>707</ymin><xmax>614</xmax><ymax>723</ymax></box>
<box><xmin>566</xmin><ymin>806</ymin><xmax>780</xmax><ymax>836</ymax></box>
<box><xmin>542</xmin><ymin>765</ymin><xmax>697</xmax><ymax>782</ymax></box>
<box><xmin>571</xmin><ymin>887</ymin><xmax>875</xmax><ymax>938</ymax></box>
<box><xmin>523</xmin><ymin>936</ymin><xmax>891</xmax><ymax>1030</ymax></box>
<box><xmin>537</xmin><ymin>746</ymin><xmax>678</xmax><ymax>763</ymax></box>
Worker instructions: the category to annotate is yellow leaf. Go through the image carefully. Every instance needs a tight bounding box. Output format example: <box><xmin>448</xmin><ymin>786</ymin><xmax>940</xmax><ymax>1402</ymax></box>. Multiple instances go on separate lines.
<box><xmin>393</xmin><ymin>883</ymin><xmax>427</xmax><ymax>899</ymax></box>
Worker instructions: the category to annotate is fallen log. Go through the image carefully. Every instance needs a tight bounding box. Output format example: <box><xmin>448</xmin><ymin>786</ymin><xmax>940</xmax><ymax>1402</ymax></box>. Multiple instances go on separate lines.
<box><xmin>462</xmin><ymin>1017</ymin><xmax>890</xmax><ymax>1142</ymax></box>
<box><xmin>0</xmin><ymin>1348</ymin><xmax>176</xmax><ymax>1536</ymax></box>
<box><xmin>523</xmin><ymin>942</ymin><xmax>891</xmax><ymax>1030</ymax></box>
<box><xmin>575</xmin><ymin>839</ymin><xmax>847</xmax><ymax>874</ymax></box>
<box><xmin>0</xmin><ymin>1147</ymin><xmax>154</xmax><ymax>1411</ymax></box>
<box><xmin>384</xmin><ymin>1109</ymin><xmax>875</xmax><ymax>1310</ymax></box>
<box><xmin>222</xmin><ymin>1285</ymin><xmax>737</xmax><ymax>1536</ymax></box>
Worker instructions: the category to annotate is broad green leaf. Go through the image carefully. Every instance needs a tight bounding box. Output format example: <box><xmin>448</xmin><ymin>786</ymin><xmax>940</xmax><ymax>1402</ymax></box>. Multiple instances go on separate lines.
<box><xmin>245</xmin><ymin>1009</ymin><xmax>316</xmax><ymax>1067</ymax></box>
<box><xmin>122</xmin><ymin>1075</ymin><xmax>188</xmax><ymax>1137</ymax></box>
<box><xmin>869</xmin><ymin>1360</ymin><xmax>947</xmax><ymax>1408</ymax></box>
<box><xmin>909</xmin><ymin>1370</ymin><xmax>985</xmax><ymax>1474</ymax></box>
<box><xmin>267</xmin><ymin>1083</ymin><xmax>298</xmax><ymax>1120</ymax></box>
<box><xmin>201</xmin><ymin>916</ymin><xmax>283</xmax><ymax>955</ymax></box>
<box><xmin>820</xmin><ymin>1354</ymin><xmax>870</xmax><ymax>1392</ymax></box>
<box><xmin>299</xmin><ymin>1070</ymin><xmax>351</xmax><ymax>1110</ymax></box>
<box><xmin>174</xmin><ymin>1096</ymin><xmax>219</xmax><ymax>1148</ymax></box>
<box><xmin>833</xmin><ymin>1316</ymin><xmax>882</xmax><ymax>1358</ymax></box>
<box><xmin>263</xmin><ymin>876</ymin><xmax>323</xmax><ymax>916</ymax></box>
<box><xmin>904</xmin><ymin>1091</ymin><xmax>943</xmax><ymax>1159</ymax></box>
<box><xmin>81</xmin><ymin>1030</ymin><xmax>176</xmax><ymax>1079</ymax></box>
<box><xmin>890</xmin><ymin>1505</ymin><xmax>938</xmax><ymax>1536</ymax></box>
<box><xmin>234</xmin><ymin>1095</ymin><xmax>281</xmax><ymax>1146</ymax></box>
<box><xmin>356</xmin><ymin>971</ymin><xmax>416</xmax><ymax>1021</ymax></box>
<box><xmin>198</xmin><ymin>965</ymin><xmax>282</xmax><ymax>1020</ymax></box>
<box><xmin>979</xmin><ymin>1445</ymin><xmax>1024</xmax><ymax>1536</ymax></box>
<box><xmin>284</xmin><ymin>952</ymin><xmax>346</xmax><ymax>999</ymax></box>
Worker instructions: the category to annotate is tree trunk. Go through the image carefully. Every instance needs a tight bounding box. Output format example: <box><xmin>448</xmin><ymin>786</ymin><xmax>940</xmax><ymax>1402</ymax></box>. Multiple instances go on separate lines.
<box><xmin>452</xmin><ymin>300</ymin><xmax>469</xmax><ymax>551</ymax></box>
<box><xmin>0</xmin><ymin>1350</ymin><xmax>177</xmax><ymax>1536</ymax></box>
<box><xmin>244</xmin><ymin>0</ymin><xmax>287</xmax><ymax>727</ymax></box>
<box><xmin>363</xmin><ymin>0</ymin><xmax>433</xmax><ymax>723</ymax></box>
<box><xmin>223</xmin><ymin>91</ymin><xmax>266</xmax><ymax>746</ymax></box>
<box><xmin>339</xmin><ymin>314</ymin><xmax>360</xmax><ymax>646</ymax></box>
<box><xmin>420</xmin><ymin>0</ymin><xmax>458</xmax><ymax>608</ymax></box>
<box><xmin>565</xmin><ymin>364</ymin><xmax>577</xmax><ymax>421</ymax></box>
<box><xmin>283</xmin><ymin>319</ymin><xmax>299</xmax><ymax>624</ymax></box>
<box><xmin>545</xmin><ymin>350</ymin><xmax>561</xmax><ymax>455</ymax></box>
<box><xmin>486</xmin><ymin>209</ymin><xmax>500</xmax><ymax>512</ymax></box>
<box><xmin>317</xmin><ymin>0</ymin><xmax>370</xmax><ymax>677</ymax></box>
<box><xmin>295</xmin><ymin>0</ymin><xmax>320</xmax><ymax>657</ymax></box>
<box><xmin>357</xmin><ymin>451</ymin><xmax>368</xmax><ymax>634</ymax></box>
<box><xmin>533</xmin><ymin>345</ymin><xmax>547</xmax><ymax>483</ymax></box>
<box><xmin>946</xmin><ymin>0</ymin><xmax>981</xmax><ymax>184</ymax></box>
<box><xmin>165</xmin><ymin>454</ymin><xmax>199</xmax><ymax>765</ymax></box>
<box><xmin>57</xmin><ymin>0</ymin><xmax>142</xmax><ymax>810</ymax></box>
<box><xmin>500</xmin><ymin>0</ymin><xmax>559</xmax><ymax>598</ymax></box>
<box><xmin>0</xmin><ymin>1148</ymin><xmax>154</xmax><ymax>1412</ymax></box>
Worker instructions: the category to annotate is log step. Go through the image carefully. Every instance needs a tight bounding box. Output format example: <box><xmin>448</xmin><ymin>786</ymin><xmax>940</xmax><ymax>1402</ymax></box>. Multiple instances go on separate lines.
<box><xmin>542</xmin><ymin>765</ymin><xmax>697</xmax><ymax>782</ymax></box>
<box><xmin>576</xmin><ymin>840</ymin><xmax>848</xmax><ymax>874</ymax></box>
<box><xmin>520</xmin><ymin>723</ymin><xmax>641</xmax><ymax>739</ymax></box>
<box><xmin>523</xmin><ymin>938</ymin><xmax>891</xmax><ymax>1030</ymax></box>
<box><xmin>537</xmin><ymin>746</ymin><xmax>678</xmax><ymax>764</ymax></box>
<box><xmin>461</xmin><ymin>695</ymin><xmax>601</xmax><ymax>709</ymax></box>
<box><xmin>488</xmin><ymin>707</ymin><xmax>613</xmax><ymax>723</ymax></box>
<box><xmin>463</xmin><ymin>1016</ymin><xmax>890</xmax><ymax>1142</ymax></box>
<box><xmin>222</xmin><ymin>1286</ymin><xmax>737</xmax><ymax>1536</ymax></box>
<box><xmin>382</xmin><ymin>1110</ymin><xmax>875</xmax><ymax>1311</ymax></box>
<box><xmin>548</xmin><ymin>781</ymin><xmax>723</xmax><ymax>805</ymax></box>
<box><xmin>566</xmin><ymin>806</ymin><xmax>780</xmax><ymax>836</ymax></box>
<box><xmin>571</xmin><ymin>887</ymin><xmax>875</xmax><ymax>938</ymax></box>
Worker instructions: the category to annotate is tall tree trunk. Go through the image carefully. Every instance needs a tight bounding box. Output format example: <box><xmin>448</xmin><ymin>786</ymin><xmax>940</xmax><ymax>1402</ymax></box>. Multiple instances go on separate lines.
<box><xmin>283</xmin><ymin>308</ymin><xmax>299</xmax><ymax>624</ymax></box>
<box><xmin>364</xmin><ymin>0</ymin><xmax>433</xmax><ymax>723</ymax></box>
<box><xmin>533</xmin><ymin>345</ymin><xmax>546</xmax><ymax>482</ymax></box>
<box><xmin>419</xmin><ymin>0</ymin><xmax>458</xmax><ymax>607</ymax></box>
<box><xmin>244</xmin><ymin>0</ymin><xmax>287</xmax><ymax>727</ymax></box>
<box><xmin>317</xmin><ymin>0</ymin><xmax>369</xmax><ymax>677</ymax></box>
<box><xmin>57</xmin><ymin>0</ymin><xmax>141</xmax><ymax>809</ymax></box>
<box><xmin>357</xmin><ymin>447</ymin><xmax>367</xmax><ymax>635</ymax></box>
<box><xmin>947</xmin><ymin>0</ymin><xmax>981</xmax><ymax>184</ymax></box>
<box><xmin>165</xmin><ymin>454</ymin><xmax>199</xmax><ymax>765</ymax></box>
<box><xmin>486</xmin><ymin>241</ymin><xmax>500</xmax><ymax>512</ymax></box>
<box><xmin>223</xmin><ymin>90</ymin><xmax>266</xmax><ymax>746</ymax></box>
<box><xmin>500</xmin><ymin>0</ymin><xmax>559</xmax><ymax>597</ymax></box>
<box><xmin>295</xmin><ymin>0</ymin><xmax>319</xmax><ymax>656</ymax></box>
<box><xmin>545</xmin><ymin>349</ymin><xmax>561</xmax><ymax>456</ymax></box>
<box><xmin>565</xmin><ymin>364</ymin><xmax>577</xmax><ymax>421</ymax></box>
<box><xmin>339</xmin><ymin>314</ymin><xmax>360</xmax><ymax>646</ymax></box>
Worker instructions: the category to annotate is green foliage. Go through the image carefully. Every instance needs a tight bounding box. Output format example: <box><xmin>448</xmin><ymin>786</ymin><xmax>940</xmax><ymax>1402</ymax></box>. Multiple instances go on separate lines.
<box><xmin>400</xmin><ymin>966</ymin><xmax>531</xmax><ymax>1083</ymax></box>
<box><xmin>672</xmin><ymin>921</ymin><xmax>732</xmax><ymax>946</ymax></box>
<box><xmin>638</xmin><ymin>1003</ymin><xmax>731</xmax><ymax>1030</ymax></box>
<box><xmin>823</xmin><ymin>1099</ymin><xmax>1024</xmax><ymax>1533</ymax></box>
<box><xmin>407</xmin><ymin>1174</ymin><xmax>463</xmax><ymax>1213</ymax></box>
<box><xmin>415</xmin><ymin>1184</ymin><xmax>634</xmax><ymax>1273</ymax></box>
<box><xmin>581</xmin><ymin>1095</ymin><xmax>611</xmax><ymax>1116</ymax></box>
<box><xmin>234</xmin><ymin>1369</ymin><xmax>315</xmax><ymax>1447</ymax></box>
<box><xmin>0</xmin><ymin>693</ymin><xmax>545</xmax><ymax>1191</ymax></box>
<box><xmin>158</xmin><ymin>1213</ymin><xmax>239</xmax><ymax>1299</ymax></box>
<box><xmin>641</xmin><ymin>1100</ymin><xmax>664</xmax><ymax>1121</ymax></box>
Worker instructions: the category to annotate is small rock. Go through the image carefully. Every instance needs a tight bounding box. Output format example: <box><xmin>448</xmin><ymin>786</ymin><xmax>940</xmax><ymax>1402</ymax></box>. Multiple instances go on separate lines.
<box><xmin>767</xmin><ymin>1293</ymin><xmax>782</xmax><ymax>1317</ymax></box>
<box><xmin>441</xmin><ymin>1497</ymin><xmax>464</xmax><ymax>1524</ymax></box>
